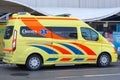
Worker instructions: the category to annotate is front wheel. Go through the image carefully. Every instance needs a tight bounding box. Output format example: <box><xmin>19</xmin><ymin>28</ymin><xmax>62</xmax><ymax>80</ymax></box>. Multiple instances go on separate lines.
<box><xmin>25</xmin><ymin>54</ymin><xmax>43</xmax><ymax>71</ymax></box>
<box><xmin>97</xmin><ymin>53</ymin><xmax>111</xmax><ymax>67</ymax></box>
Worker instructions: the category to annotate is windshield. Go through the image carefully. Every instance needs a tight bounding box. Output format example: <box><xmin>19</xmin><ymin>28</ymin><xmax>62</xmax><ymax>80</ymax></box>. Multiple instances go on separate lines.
<box><xmin>4</xmin><ymin>26</ymin><xmax>14</xmax><ymax>39</ymax></box>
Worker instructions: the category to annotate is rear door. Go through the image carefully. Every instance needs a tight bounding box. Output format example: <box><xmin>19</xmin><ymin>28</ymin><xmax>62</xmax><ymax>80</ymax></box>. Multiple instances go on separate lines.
<box><xmin>4</xmin><ymin>26</ymin><xmax>14</xmax><ymax>53</ymax></box>
<box><xmin>0</xmin><ymin>24</ymin><xmax>6</xmax><ymax>58</ymax></box>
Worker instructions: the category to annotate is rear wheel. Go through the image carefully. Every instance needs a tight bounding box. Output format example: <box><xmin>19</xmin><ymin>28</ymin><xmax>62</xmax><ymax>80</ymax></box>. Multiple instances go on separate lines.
<box><xmin>25</xmin><ymin>54</ymin><xmax>43</xmax><ymax>71</ymax></box>
<box><xmin>97</xmin><ymin>53</ymin><xmax>111</xmax><ymax>67</ymax></box>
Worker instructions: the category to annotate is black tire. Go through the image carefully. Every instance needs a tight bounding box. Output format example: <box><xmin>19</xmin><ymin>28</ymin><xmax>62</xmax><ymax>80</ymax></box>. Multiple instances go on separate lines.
<box><xmin>97</xmin><ymin>53</ymin><xmax>111</xmax><ymax>67</ymax></box>
<box><xmin>25</xmin><ymin>54</ymin><xmax>42</xmax><ymax>71</ymax></box>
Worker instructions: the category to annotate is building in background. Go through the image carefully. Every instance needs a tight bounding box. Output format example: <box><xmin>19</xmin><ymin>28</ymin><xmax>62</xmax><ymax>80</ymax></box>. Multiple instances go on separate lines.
<box><xmin>0</xmin><ymin>0</ymin><xmax>120</xmax><ymax>32</ymax></box>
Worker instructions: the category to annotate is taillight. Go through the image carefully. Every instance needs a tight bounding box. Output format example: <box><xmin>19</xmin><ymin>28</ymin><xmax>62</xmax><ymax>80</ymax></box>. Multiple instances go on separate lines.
<box><xmin>12</xmin><ymin>30</ymin><xmax>17</xmax><ymax>51</ymax></box>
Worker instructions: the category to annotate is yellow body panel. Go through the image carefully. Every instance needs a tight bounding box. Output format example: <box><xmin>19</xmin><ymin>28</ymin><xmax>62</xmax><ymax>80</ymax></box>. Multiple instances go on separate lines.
<box><xmin>3</xmin><ymin>13</ymin><xmax>118</xmax><ymax>66</ymax></box>
<box><xmin>0</xmin><ymin>23</ymin><xmax>6</xmax><ymax>59</ymax></box>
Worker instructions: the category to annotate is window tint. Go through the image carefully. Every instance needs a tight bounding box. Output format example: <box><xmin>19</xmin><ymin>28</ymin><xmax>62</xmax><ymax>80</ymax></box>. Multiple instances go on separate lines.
<box><xmin>47</xmin><ymin>27</ymin><xmax>77</xmax><ymax>39</ymax></box>
<box><xmin>20</xmin><ymin>27</ymin><xmax>43</xmax><ymax>37</ymax></box>
<box><xmin>4</xmin><ymin>26</ymin><xmax>14</xmax><ymax>39</ymax></box>
<box><xmin>81</xmin><ymin>27</ymin><xmax>98</xmax><ymax>41</ymax></box>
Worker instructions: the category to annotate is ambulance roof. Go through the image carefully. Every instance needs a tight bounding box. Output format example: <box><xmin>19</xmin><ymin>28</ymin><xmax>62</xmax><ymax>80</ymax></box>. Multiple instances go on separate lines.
<box><xmin>10</xmin><ymin>12</ymin><xmax>79</xmax><ymax>20</ymax></box>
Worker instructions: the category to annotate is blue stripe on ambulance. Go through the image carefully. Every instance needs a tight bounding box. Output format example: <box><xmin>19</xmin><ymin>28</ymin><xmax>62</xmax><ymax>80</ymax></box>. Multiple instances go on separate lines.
<box><xmin>59</xmin><ymin>43</ymin><xmax>84</xmax><ymax>55</ymax></box>
<box><xmin>33</xmin><ymin>45</ymin><xmax>58</xmax><ymax>54</ymax></box>
<box><xmin>47</xmin><ymin>58</ymin><xmax>58</xmax><ymax>61</ymax></box>
<box><xmin>74</xmin><ymin>58</ymin><xmax>84</xmax><ymax>61</ymax></box>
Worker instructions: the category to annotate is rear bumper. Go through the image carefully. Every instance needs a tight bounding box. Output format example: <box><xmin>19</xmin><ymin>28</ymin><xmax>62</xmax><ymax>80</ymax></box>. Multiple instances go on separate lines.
<box><xmin>3</xmin><ymin>52</ymin><xmax>26</xmax><ymax>65</ymax></box>
<box><xmin>3</xmin><ymin>49</ymin><xmax>13</xmax><ymax>63</ymax></box>
<box><xmin>3</xmin><ymin>53</ymin><xmax>13</xmax><ymax>64</ymax></box>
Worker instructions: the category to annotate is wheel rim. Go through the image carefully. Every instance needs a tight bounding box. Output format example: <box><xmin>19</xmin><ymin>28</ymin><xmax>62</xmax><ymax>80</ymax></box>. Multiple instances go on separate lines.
<box><xmin>100</xmin><ymin>54</ymin><xmax>109</xmax><ymax>66</ymax></box>
<box><xmin>29</xmin><ymin>57</ymin><xmax>40</xmax><ymax>69</ymax></box>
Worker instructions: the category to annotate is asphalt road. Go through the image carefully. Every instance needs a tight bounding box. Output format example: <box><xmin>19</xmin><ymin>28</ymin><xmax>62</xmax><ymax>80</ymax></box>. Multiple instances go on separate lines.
<box><xmin>0</xmin><ymin>61</ymin><xmax>120</xmax><ymax>80</ymax></box>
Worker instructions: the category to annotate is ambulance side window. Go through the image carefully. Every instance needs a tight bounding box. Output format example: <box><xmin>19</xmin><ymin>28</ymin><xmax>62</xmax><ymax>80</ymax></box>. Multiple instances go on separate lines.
<box><xmin>4</xmin><ymin>26</ymin><xmax>14</xmax><ymax>39</ymax></box>
<box><xmin>81</xmin><ymin>27</ymin><xmax>98</xmax><ymax>41</ymax></box>
<box><xmin>47</xmin><ymin>27</ymin><xmax>77</xmax><ymax>39</ymax></box>
<box><xmin>20</xmin><ymin>26</ymin><xmax>43</xmax><ymax>37</ymax></box>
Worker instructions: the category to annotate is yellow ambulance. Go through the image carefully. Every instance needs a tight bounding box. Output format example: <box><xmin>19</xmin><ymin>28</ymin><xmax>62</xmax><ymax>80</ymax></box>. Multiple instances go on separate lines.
<box><xmin>3</xmin><ymin>12</ymin><xmax>118</xmax><ymax>70</ymax></box>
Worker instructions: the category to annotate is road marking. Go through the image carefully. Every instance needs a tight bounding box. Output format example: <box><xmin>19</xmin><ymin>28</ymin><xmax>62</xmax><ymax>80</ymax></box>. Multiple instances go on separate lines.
<box><xmin>83</xmin><ymin>73</ymin><xmax>120</xmax><ymax>77</ymax></box>
<box><xmin>56</xmin><ymin>76</ymin><xmax>80</xmax><ymax>79</ymax></box>
<box><xmin>55</xmin><ymin>73</ymin><xmax>120</xmax><ymax>79</ymax></box>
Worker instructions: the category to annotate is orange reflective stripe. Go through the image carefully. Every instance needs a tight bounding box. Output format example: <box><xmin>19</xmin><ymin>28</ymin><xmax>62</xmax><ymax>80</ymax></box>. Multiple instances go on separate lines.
<box><xmin>46</xmin><ymin>44</ymin><xmax>72</xmax><ymax>55</ymax></box>
<box><xmin>11</xmin><ymin>17</ymin><xmax>78</xmax><ymax>20</ymax></box>
<box><xmin>36</xmin><ymin>18</ymin><xmax>79</xmax><ymax>20</ymax></box>
<box><xmin>71</xmin><ymin>42</ymin><xmax>96</xmax><ymax>55</ymax></box>
<box><xmin>87</xmin><ymin>58</ymin><xmax>96</xmax><ymax>61</ymax></box>
<box><xmin>9</xmin><ymin>18</ymin><xmax>16</xmax><ymax>20</ymax></box>
<box><xmin>60</xmin><ymin>58</ymin><xmax>72</xmax><ymax>61</ymax></box>
<box><xmin>21</xmin><ymin>19</ymin><xmax>66</xmax><ymax>39</ymax></box>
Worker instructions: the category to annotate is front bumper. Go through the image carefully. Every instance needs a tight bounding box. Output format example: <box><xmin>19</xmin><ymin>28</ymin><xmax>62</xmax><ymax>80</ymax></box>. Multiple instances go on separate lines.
<box><xmin>111</xmin><ymin>54</ymin><xmax>118</xmax><ymax>63</ymax></box>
